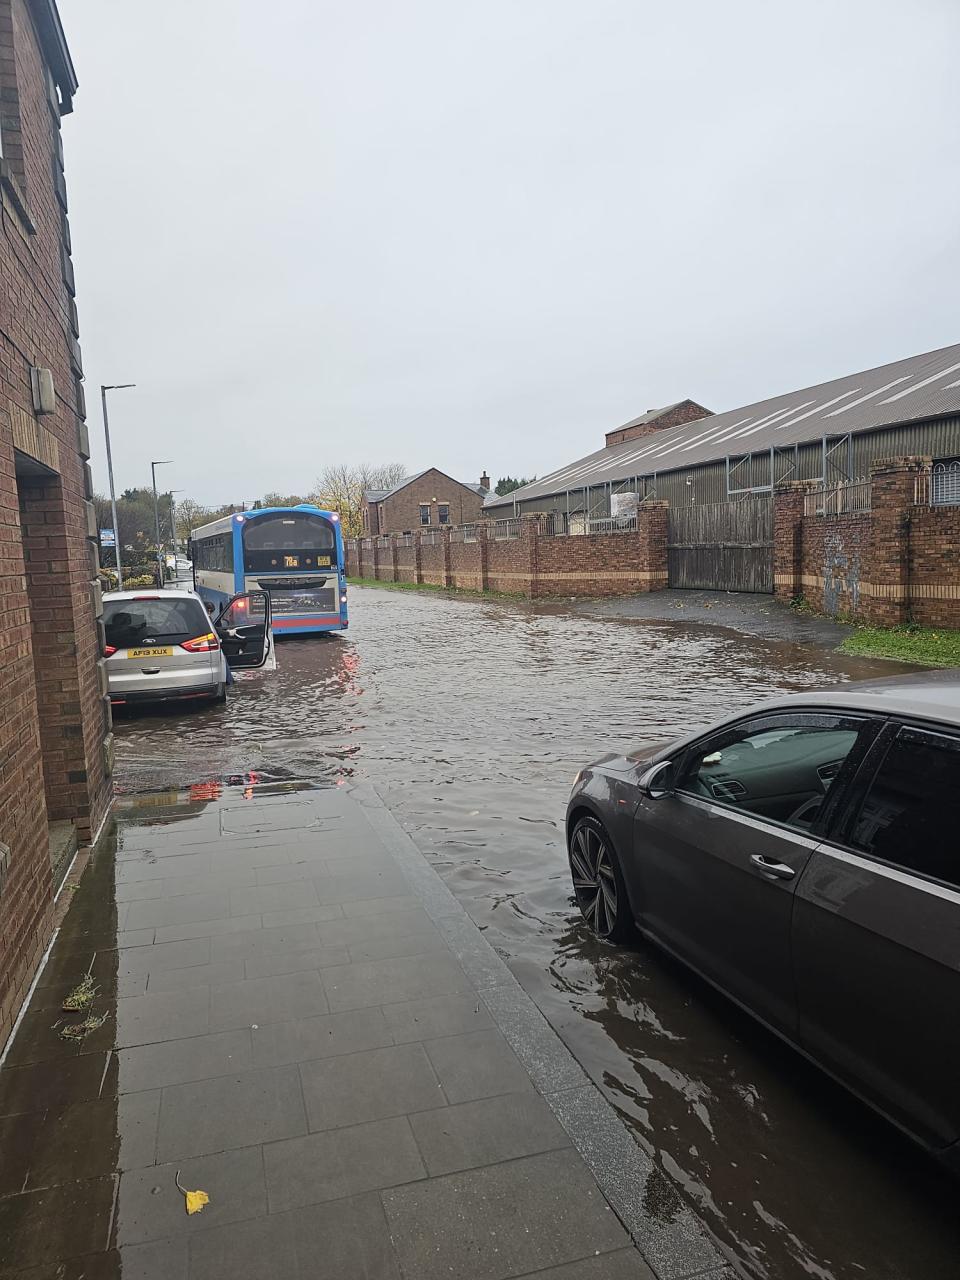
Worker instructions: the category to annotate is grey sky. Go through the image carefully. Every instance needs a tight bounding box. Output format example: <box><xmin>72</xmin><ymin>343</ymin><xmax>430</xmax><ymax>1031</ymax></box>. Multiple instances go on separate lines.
<box><xmin>65</xmin><ymin>0</ymin><xmax>960</xmax><ymax>507</ymax></box>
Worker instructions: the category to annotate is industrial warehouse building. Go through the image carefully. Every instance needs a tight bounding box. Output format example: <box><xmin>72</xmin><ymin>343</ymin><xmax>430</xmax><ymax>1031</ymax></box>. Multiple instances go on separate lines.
<box><xmin>484</xmin><ymin>343</ymin><xmax>960</xmax><ymax>518</ymax></box>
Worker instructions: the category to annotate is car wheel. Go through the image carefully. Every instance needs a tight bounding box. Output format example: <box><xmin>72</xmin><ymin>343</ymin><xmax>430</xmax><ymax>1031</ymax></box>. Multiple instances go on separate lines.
<box><xmin>211</xmin><ymin>682</ymin><xmax>226</xmax><ymax>704</ymax></box>
<box><xmin>568</xmin><ymin>815</ymin><xmax>635</xmax><ymax>943</ymax></box>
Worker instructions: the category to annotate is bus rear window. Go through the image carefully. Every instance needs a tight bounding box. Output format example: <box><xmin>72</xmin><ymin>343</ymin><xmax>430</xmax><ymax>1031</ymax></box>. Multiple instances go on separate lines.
<box><xmin>243</xmin><ymin>512</ymin><xmax>336</xmax><ymax>572</ymax></box>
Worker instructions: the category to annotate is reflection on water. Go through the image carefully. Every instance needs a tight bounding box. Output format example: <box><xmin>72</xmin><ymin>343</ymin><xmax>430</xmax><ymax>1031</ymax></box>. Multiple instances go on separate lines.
<box><xmin>112</xmin><ymin>587</ymin><xmax>959</xmax><ymax>1280</ymax></box>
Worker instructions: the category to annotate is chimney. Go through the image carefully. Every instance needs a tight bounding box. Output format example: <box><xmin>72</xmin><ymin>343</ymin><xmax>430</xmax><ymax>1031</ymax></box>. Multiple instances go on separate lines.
<box><xmin>480</xmin><ymin>471</ymin><xmax>490</xmax><ymax>492</ymax></box>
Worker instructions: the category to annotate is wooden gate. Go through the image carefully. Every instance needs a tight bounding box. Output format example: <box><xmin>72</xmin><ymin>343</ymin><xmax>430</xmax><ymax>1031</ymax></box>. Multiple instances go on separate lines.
<box><xmin>667</xmin><ymin>496</ymin><xmax>774</xmax><ymax>593</ymax></box>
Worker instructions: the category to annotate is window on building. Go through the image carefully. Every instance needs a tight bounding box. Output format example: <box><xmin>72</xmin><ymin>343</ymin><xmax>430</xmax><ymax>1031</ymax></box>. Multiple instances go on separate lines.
<box><xmin>849</xmin><ymin>727</ymin><xmax>960</xmax><ymax>888</ymax></box>
<box><xmin>438</xmin><ymin>504</ymin><xmax>450</xmax><ymax>525</ymax></box>
<box><xmin>362</xmin><ymin>508</ymin><xmax>369</xmax><ymax>530</ymax></box>
<box><xmin>419</xmin><ymin>504</ymin><xmax>430</xmax><ymax>526</ymax></box>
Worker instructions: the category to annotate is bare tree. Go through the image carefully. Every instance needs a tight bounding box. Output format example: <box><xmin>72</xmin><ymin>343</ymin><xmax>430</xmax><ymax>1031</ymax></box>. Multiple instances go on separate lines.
<box><xmin>310</xmin><ymin>463</ymin><xmax>406</xmax><ymax>537</ymax></box>
<box><xmin>173</xmin><ymin>497</ymin><xmax>213</xmax><ymax>544</ymax></box>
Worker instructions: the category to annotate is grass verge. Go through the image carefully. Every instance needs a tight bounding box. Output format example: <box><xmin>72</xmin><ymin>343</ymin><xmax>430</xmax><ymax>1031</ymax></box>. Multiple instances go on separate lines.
<box><xmin>839</xmin><ymin>625</ymin><xmax>960</xmax><ymax>668</ymax></box>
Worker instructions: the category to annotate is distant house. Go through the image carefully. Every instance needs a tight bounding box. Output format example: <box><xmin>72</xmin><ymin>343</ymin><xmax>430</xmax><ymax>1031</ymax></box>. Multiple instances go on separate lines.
<box><xmin>363</xmin><ymin>469</ymin><xmax>490</xmax><ymax>535</ymax></box>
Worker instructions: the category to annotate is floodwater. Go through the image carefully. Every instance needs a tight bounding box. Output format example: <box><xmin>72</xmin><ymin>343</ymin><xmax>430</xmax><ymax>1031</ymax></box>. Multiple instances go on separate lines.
<box><xmin>110</xmin><ymin>586</ymin><xmax>960</xmax><ymax>1280</ymax></box>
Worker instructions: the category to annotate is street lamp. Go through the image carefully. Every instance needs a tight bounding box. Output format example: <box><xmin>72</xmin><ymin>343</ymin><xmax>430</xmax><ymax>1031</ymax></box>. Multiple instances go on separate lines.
<box><xmin>151</xmin><ymin>460</ymin><xmax>173</xmax><ymax>585</ymax></box>
<box><xmin>100</xmin><ymin>383</ymin><xmax>135</xmax><ymax>589</ymax></box>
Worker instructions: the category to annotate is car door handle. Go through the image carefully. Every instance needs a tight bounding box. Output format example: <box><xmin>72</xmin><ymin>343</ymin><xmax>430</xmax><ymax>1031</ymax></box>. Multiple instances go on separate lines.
<box><xmin>749</xmin><ymin>854</ymin><xmax>796</xmax><ymax>880</ymax></box>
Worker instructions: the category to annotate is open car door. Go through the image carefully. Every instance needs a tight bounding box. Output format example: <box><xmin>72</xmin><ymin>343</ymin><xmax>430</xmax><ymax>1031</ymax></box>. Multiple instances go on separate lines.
<box><xmin>215</xmin><ymin>590</ymin><xmax>272</xmax><ymax>669</ymax></box>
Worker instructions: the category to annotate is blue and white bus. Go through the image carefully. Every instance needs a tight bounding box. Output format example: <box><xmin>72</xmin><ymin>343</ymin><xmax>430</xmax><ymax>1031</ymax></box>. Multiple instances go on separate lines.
<box><xmin>190</xmin><ymin>505</ymin><xmax>348</xmax><ymax>636</ymax></box>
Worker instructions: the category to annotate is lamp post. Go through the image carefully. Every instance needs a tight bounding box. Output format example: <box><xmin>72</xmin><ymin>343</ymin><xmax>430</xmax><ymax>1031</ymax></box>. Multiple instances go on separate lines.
<box><xmin>151</xmin><ymin>460</ymin><xmax>173</xmax><ymax>586</ymax></box>
<box><xmin>100</xmin><ymin>383</ymin><xmax>135</xmax><ymax>589</ymax></box>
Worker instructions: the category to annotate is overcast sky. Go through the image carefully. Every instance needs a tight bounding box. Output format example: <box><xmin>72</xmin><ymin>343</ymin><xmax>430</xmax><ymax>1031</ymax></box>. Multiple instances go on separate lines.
<box><xmin>64</xmin><ymin>0</ymin><xmax>960</xmax><ymax>507</ymax></box>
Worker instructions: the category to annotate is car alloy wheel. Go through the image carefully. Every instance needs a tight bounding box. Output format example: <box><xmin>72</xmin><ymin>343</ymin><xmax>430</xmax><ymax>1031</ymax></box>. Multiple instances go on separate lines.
<box><xmin>569</xmin><ymin>816</ymin><xmax>629</xmax><ymax>941</ymax></box>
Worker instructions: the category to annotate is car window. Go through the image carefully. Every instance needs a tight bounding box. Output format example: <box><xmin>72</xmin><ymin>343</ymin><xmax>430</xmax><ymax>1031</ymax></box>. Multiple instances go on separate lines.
<box><xmin>677</xmin><ymin>717</ymin><xmax>863</xmax><ymax>834</ymax></box>
<box><xmin>219</xmin><ymin>595</ymin><xmax>266</xmax><ymax>629</ymax></box>
<box><xmin>103</xmin><ymin>597</ymin><xmax>208</xmax><ymax>647</ymax></box>
<box><xmin>849</xmin><ymin>727</ymin><xmax>960</xmax><ymax>889</ymax></box>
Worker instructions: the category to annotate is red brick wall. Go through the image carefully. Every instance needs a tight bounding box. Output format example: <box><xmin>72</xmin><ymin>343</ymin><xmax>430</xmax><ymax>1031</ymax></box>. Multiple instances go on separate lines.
<box><xmin>605</xmin><ymin>400</ymin><xmax>711</xmax><ymax>448</ymax></box>
<box><xmin>395</xmin><ymin>542</ymin><xmax>418</xmax><ymax>583</ymax></box>
<box><xmin>799</xmin><ymin>512</ymin><xmax>871</xmax><ymax>617</ymax></box>
<box><xmin>773</xmin><ymin>458</ymin><xmax>960</xmax><ymax>626</ymax></box>
<box><xmin>905</xmin><ymin>505</ymin><xmax>960</xmax><ymax>627</ymax></box>
<box><xmin>419</xmin><ymin>536</ymin><xmax>448</xmax><ymax>586</ymax></box>
<box><xmin>448</xmin><ymin>537</ymin><xmax>484</xmax><ymax>591</ymax></box>
<box><xmin>536</xmin><ymin>507</ymin><xmax>668</xmax><ymax>597</ymax></box>
<box><xmin>486</xmin><ymin>525</ymin><xmax>536</xmax><ymax>595</ymax></box>
<box><xmin>0</xmin><ymin>0</ymin><xmax>111</xmax><ymax>1049</ymax></box>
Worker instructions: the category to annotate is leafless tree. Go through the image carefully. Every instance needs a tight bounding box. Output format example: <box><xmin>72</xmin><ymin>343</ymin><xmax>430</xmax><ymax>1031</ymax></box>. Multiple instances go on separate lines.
<box><xmin>310</xmin><ymin>463</ymin><xmax>406</xmax><ymax>536</ymax></box>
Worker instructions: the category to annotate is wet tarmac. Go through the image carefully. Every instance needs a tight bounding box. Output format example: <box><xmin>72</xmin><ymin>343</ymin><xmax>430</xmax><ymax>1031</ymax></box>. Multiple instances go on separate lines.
<box><xmin>99</xmin><ymin>587</ymin><xmax>959</xmax><ymax>1278</ymax></box>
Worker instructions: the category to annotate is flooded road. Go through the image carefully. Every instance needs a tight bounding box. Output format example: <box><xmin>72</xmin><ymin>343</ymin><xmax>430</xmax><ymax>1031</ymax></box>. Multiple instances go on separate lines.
<box><xmin>111</xmin><ymin>586</ymin><xmax>960</xmax><ymax>1280</ymax></box>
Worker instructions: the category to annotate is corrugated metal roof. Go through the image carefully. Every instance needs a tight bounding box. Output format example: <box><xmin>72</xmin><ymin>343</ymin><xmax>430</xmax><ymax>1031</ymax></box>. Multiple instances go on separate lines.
<box><xmin>485</xmin><ymin>342</ymin><xmax>960</xmax><ymax>508</ymax></box>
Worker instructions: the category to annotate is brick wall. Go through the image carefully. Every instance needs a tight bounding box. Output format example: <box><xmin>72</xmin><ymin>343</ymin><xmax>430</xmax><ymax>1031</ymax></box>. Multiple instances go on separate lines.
<box><xmin>904</xmin><ymin>504</ymin><xmax>960</xmax><ymax>627</ymax></box>
<box><xmin>419</xmin><ymin>536</ymin><xmax>448</xmax><ymax>586</ymax></box>
<box><xmin>605</xmin><ymin>400</ymin><xmax>711</xmax><ymax>448</ymax></box>
<box><xmin>448</xmin><ymin>536</ymin><xmax>484</xmax><ymax>591</ymax></box>
<box><xmin>394</xmin><ymin>541</ymin><xmax>419</xmax><ymax>583</ymax></box>
<box><xmin>0</xmin><ymin>0</ymin><xmax>111</xmax><ymax>1051</ymax></box>
<box><xmin>773</xmin><ymin>457</ymin><xmax>960</xmax><ymax>627</ymax></box>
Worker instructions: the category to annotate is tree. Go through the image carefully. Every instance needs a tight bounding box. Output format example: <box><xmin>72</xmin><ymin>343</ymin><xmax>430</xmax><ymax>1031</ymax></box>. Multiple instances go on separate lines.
<box><xmin>258</xmin><ymin>492</ymin><xmax>305</xmax><ymax>509</ymax></box>
<box><xmin>172</xmin><ymin>497</ymin><xmax>213</xmax><ymax>545</ymax></box>
<box><xmin>309</xmin><ymin>463</ymin><xmax>407</xmax><ymax>537</ymax></box>
<box><xmin>495</xmin><ymin>476</ymin><xmax>534</xmax><ymax>496</ymax></box>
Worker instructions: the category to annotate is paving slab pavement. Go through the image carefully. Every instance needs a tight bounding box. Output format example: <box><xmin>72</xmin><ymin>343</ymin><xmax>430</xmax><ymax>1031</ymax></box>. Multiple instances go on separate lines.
<box><xmin>0</xmin><ymin>782</ymin><xmax>738</xmax><ymax>1278</ymax></box>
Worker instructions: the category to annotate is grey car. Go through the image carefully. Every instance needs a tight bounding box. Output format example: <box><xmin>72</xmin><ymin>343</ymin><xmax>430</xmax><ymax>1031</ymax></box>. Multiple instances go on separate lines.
<box><xmin>567</xmin><ymin>670</ymin><xmax>960</xmax><ymax>1168</ymax></box>
<box><xmin>103</xmin><ymin>588</ymin><xmax>272</xmax><ymax>705</ymax></box>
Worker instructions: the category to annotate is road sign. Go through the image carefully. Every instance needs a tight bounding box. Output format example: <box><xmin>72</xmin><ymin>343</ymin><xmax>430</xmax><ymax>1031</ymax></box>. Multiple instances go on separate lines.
<box><xmin>100</xmin><ymin>528</ymin><xmax>116</xmax><ymax>547</ymax></box>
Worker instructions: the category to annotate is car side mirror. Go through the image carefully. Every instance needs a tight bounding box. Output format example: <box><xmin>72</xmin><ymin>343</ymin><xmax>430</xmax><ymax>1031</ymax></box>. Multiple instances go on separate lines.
<box><xmin>638</xmin><ymin>759</ymin><xmax>674</xmax><ymax>800</ymax></box>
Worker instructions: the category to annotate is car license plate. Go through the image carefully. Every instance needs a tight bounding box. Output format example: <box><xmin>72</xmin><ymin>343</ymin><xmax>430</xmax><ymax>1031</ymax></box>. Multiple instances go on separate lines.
<box><xmin>128</xmin><ymin>647</ymin><xmax>173</xmax><ymax>659</ymax></box>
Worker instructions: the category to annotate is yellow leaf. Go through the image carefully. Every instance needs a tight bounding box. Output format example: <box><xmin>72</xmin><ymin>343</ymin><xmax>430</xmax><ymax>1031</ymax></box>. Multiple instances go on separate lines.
<box><xmin>175</xmin><ymin>1170</ymin><xmax>210</xmax><ymax>1216</ymax></box>
<box><xmin>184</xmin><ymin>1188</ymin><xmax>210</xmax><ymax>1215</ymax></box>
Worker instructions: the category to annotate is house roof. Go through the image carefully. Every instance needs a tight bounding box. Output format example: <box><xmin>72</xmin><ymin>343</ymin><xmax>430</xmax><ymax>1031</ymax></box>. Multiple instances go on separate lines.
<box><xmin>29</xmin><ymin>1</ymin><xmax>78</xmax><ymax>112</ymax></box>
<box><xmin>366</xmin><ymin>471</ymin><xmax>485</xmax><ymax>503</ymax></box>
<box><xmin>485</xmin><ymin>341</ymin><xmax>960</xmax><ymax>508</ymax></box>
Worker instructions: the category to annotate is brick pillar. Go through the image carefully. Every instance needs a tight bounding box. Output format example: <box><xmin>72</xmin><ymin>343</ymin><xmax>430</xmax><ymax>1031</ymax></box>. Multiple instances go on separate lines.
<box><xmin>413</xmin><ymin>532</ymin><xmax>423</xmax><ymax>584</ymax></box>
<box><xmin>441</xmin><ymin>528</ymin><xmax>452</xmax><ymax>587</ymax></box>
<box><xmin>390</xmin><ymin>537</ymin><xmax>399</xmax><ymax>583</ymax></box>
<box><xmin>522</xmin><ymin>515</ymin><xmax>541</xmax><ymax>599</ymax></box>
<box><xmin>636</xmin><ymin>502</ymin><xmax>669</xmax><ymax>593</ymax></box>
<box><xmin>773</xmin><ymin>483</ymin><xmax>809</xmax><ymax>602</ymax></box>
<box><xmin>868</xmin><ymin>456</ymin><xmax>928</xmax><ymax>625</ymax></box>
<box><xmin>478</xmin><ymin>523</ymin><xmax>489</xmax><ymax>592</ymax></box>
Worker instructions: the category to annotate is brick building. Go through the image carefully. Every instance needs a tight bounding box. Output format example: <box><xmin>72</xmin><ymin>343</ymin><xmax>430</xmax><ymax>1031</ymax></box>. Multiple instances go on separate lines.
<box><xmin>0</xmin><ymin>0</ymin><xmax>112</xmax><ymax>1049</ymax></box>
<box><xmin>603</xmin><ymin>399</ymin><xmax>711</xmax><ymax>448</ymax></box>
<box><xmin>363</xmin><ymin>468</ymin><xmax>488</xmax><ymax>535</ymax></box>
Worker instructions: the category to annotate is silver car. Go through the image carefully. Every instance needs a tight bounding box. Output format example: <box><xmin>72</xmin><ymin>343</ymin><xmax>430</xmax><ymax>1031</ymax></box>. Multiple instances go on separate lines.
<box><xmin>102</xmin><ymin>588</ymin><xmax>272</xmax><ymax>706</ymax></box>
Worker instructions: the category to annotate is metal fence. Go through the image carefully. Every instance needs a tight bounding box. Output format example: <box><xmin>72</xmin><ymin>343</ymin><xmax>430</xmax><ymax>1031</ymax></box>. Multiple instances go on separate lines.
<box><xmin>535</xmin><ymin>513</ymin><xmax>570</xmax><ymax>537</ymax></box>
<box><xmin>396</xmin><ymin>533</ymin><xmax>415</xmax><ymax>547</ymax></box>
<box><xmin>492</xmin><ymin>518</ymin><xmax>521</xmax><ymax>540</ymax></box>
<box><xmin>420</xmin><ymin>529</ymin><xmax>442</xmax><ymax>546</ymax></box>
<box><xmin>360</xmin><ymin>538</ymin><xmax>374</xmax><ymax>550</ymax></box>
<box><xmin>462</xmin><ymin>523</ymin><xmax>478</xmax><ymax>543</ymax></box>
<box><xmin>585</xmin><ymin>515</ymin><xmax>638</xmax><ymax>535</ymax></box>
<box><xmin>917</xmin><ymin>459</ymin><xmax>960</xmax><ymax>506</ymax></box>
<box><xmin>803</xmin><ymin>481</ymin><xmax>872</xmax><ymax>517</ymax></box>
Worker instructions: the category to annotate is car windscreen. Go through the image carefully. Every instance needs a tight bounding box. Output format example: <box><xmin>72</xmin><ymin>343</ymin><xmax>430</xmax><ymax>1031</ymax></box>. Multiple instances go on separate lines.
<box><xmin>242</xmin><ymin>512</ymin><xmax>336</xmax><ymax>572</ymax></box>
<box><xmin>103</xmin><ymin>598</ymin><xmax>209</xmax><ymax>648</ymax></box>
